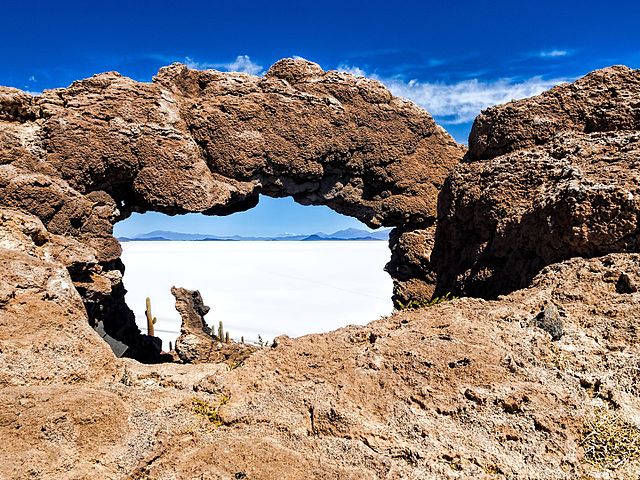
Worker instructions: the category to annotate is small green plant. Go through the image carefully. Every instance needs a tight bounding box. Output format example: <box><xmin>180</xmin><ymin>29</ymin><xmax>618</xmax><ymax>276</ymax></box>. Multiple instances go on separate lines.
<box><xmin>581</xmin><ymin>407</ymin><xmax>640</xmax><ymax>469</ymax></box>
<box><xmin>394</xmin><ymin>292</ymin><xmax>458</xmax><ymax>311</ymax></box>
<box><xmin>191</xmin><ymin>395</ymin><xmax>230</xmax><ymax>428</ymax></box>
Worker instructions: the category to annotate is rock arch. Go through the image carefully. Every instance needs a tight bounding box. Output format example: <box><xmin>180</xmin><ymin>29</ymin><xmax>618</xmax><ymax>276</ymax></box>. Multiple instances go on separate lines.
<box><xmin>0</xmin><ymin>59</ymin><xmax>463</xmax><ymax>360</ymax></box>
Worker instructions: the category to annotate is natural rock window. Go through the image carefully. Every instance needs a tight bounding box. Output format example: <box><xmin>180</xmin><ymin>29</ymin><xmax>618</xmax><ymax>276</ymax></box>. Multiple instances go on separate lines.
<box><xmin>0</xmin><ymin>58</ymin><xmax>463</xmax><ymax>362</ymax></box>
<box><xmin>114</xmin><ymin>198</ymin><xmax>394</xmax><ymax>351</ymax></box>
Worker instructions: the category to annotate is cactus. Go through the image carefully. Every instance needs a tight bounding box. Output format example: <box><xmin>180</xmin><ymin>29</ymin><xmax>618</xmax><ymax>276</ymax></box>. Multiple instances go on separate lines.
<box><xmin>225</xmin><ymin>331</ymin><xmax>230</xmax><ymax>344</ymax></box>
<box><xmin>169</xmin><ymin>340</ymin><xmax>173</xmax><ymax>351</ymax></box>
<box><xmin>145</xmin><ymin>297</ymin><xmax>157</xmax><ymax>336</ymax></box>
<box><xmin>218</xmin><ymin>320</ymin><xmax>224</xmax><ymax>342</ymax></box>
<box><xmin>241</xmin><ymin>336</ymin><xmax>244</xmax><ymax>344</ymax></box>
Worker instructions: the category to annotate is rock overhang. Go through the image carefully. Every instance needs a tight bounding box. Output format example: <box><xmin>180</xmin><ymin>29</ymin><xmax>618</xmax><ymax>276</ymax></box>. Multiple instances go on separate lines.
<box><xmin>0</xmin><ymin>58</ymin><xmax>465</xmax><ymax>360</ymax></box>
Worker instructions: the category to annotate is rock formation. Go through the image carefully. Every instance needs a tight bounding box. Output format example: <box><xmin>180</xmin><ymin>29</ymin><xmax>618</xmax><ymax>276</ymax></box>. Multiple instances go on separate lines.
<box><xmin>433</xmin><ymin>66</ymin><xmax>640</xmax><ymax>298</ymax></box>
<box><xmin>1</xmin><ymin>63</ymin><xmax>640</xmax><ymax>478</ymax></box>
<box><xmin>172</xmin><ymin>286</ymin><xmax>256</xmax><ymax>364</ymax></box>
<box><xmin>0</xmin><ymin>59</ymin><xmax>463</xmax><ymax>358</ymax></box>
<box><xmin>385</xmin><ymin>225</ymin><xmax>437</xmax><ymax>306</ymax></box>
<box><xmin>0</xmin><ymin>208</ymin><xmax>117</xmax><ymax>386</ymax></box>
<box><xmin>2</xmin><ymin>208</ymin><xmax>639</xmax><ymax>477</ymax></box>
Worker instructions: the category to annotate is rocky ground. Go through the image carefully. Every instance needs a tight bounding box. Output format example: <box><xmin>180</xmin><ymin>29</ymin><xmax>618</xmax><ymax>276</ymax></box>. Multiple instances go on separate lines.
<box><xmin>2</xmin><ymin>207</ymin><xmax>639</xmax><ymax>478</ymax></box>
<box><xmin>0</xmin><ymin>63</ymin><xmax>639</xmax><ymax>479</ymax></box>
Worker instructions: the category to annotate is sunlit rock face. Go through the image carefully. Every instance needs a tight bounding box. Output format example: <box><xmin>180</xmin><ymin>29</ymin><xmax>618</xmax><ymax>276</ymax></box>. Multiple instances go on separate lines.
<box><xmin>433</xmin><ymin>66</ymin><xmax>640</xmax><ymax>299</ymax></box>
<box><xmin>0</xmin><ymin>59</ymin><xmax>463</xmax><ymax>359</ymax></box>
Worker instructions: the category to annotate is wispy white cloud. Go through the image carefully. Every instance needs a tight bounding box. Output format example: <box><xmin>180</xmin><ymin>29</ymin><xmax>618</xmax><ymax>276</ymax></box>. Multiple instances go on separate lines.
<box><xmin>28</xmin><ymin>75</ymin><xmax>37</xmax><ymax>82</ymax></box>
<box><xmin>538</xmin><ymin>49</ymin><xmax>571</xmax><ymax>58</ymax></box>
<box><xmin>336</xmin><ymin>64</ymin><xmax>367</xmax><ymax>76</ymax></box>
<box><xmin>336</xmin><ymin>64</ymin><xmax>569</xmax><ymax>124</ymax></box>
<box><xmin>223</xmin><ymin>55</ymin><xmax>264</xmax><ymax>75</ymax></box>
<box><xmin>383</xmin><ymin>76</ymin><xmax>568</xmax><ymax>124</ymax></box>
<box><xmin>184</xmin><ymin>55</ymin><xmax>263</xmax><ymax>75</ymax></box>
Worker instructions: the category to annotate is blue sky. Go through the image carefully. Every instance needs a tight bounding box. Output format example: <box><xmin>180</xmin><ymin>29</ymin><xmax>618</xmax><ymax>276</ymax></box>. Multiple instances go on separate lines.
<box><xmin>3</xmin><ymin>0</ymin><xmax>638</xmax><ymax>236</ymax></box>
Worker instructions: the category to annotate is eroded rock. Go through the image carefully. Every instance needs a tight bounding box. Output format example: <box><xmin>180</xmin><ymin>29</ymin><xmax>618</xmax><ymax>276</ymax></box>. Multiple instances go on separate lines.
<box><xmin>2</xmin><ymin>253</ymin><xmax>636</xmax><ymax>478</ymax></box>
<box><xmin>172</xmin><ymin>286</ymin><xmax>256</xmax><ymax>364</ymax></box>
<box><xmin>0</xmin><ymin>59</ymin><xmax>463</xmax><ymax>357</ymax></box>
<box><xmin>0</xmin><ymin>208</ymin><xmax>116</xmax><ymax>387</ymax></box>
<box><xmin>385</xmin><ymin>225</ymin><xmax>437</xmax><ymax>306</ymax></box>
<box><xmin>172</xmin><ymin>286</ymin><xmax>215</xmax><ymax>363</ymax></box>
<box><xmin>468</xmin><ymin>65</ymin><xmax>640</xmax><ymax>160</ymax></box>
<box><xmin>433</xmin><ymin>66</ymin><xmax>640</xmax><ymax>298</ymax></box>
<box><xmin>2</xmin><ymin>63</ymin><xmax>640</xmax><ymax>479</ymax></box>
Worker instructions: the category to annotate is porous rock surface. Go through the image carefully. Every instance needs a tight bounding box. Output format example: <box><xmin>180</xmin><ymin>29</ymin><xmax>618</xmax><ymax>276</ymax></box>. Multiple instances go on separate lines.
<box><xmin>2</xmin><ymin>209</ymin><xmax>640</xmax><ymax>478</ymax></box>
<box><xmin>0</xmin><ymin>208</ymin><xmax>126</xmax><ymax>478</ymax></box>
<box><xmin>385</xmin><ymin>225</ymin><xmax>437</xmax><ymax>306</ymax></box>
<box><xmin>2</xmin><ymin>63</ymin><xmax>640</xmax><ymax>479</ymax></box>
<box><xmin>433</xmin><ymin>66</ymin><xmax>640</xmax><ymax>298</ymax></box>
<box><xmin>0</xmin><ymin>59</ymin><xmax>463</xmax><ymax>357</ymax></box>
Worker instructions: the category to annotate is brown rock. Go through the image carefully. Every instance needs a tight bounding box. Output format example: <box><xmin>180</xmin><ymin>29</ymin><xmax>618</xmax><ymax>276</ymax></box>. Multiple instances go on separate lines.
<box><xmin>2</xmin><ymin>204</ymin><xmax>640</xmax><ymax>479</ymax></box>
<box><xmin>0</xmin><ymin>386</ymin><xmax>128</xmax><ymax>479</ymax></box>
<box><xmin>172</xmin><ymin>286</ymin><xmax>256</xmax><ymax>364</ymax></box>
<box><xmin>0</xmin><ymin>59</ymin><xmax>463</xmax><ymax>357</ymax></box>
<box><xmin>5</xmin><ymin>62</ymin><xmax>640</xmax><ymax>479</ymax></box>
<box><xmin>468</xmin><ymin>65</ymin><xmax>640</xmax><ymax>160</ymax></box>
<box><xmin>385</xmin><ymin>225</ymin><xmax>437</xmax><ymax>306</ymax></box>
<box><xmin>172</xmin><ymin>286</ymin><xmax>215</xmax><ymax>363</ymax></box>
<box><xmin>10</xmin><ymin>253</ymin><xmax>638</xmax><ymax>479</ymax></box>
<box><xmin>433</xmin><ymin>67</ymin><xmax>640</xmax><ymax>298</ymax></box>
<box><xmin>0</xmin><ymin>208</ymin><xmax>116</xmax><ymax>387</ymax></box>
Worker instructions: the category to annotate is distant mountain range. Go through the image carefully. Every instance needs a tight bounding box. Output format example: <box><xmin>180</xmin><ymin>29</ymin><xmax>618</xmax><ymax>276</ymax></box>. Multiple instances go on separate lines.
<box><xmin>118</xmin><ymin>227</ymin><xmax>391</xmax><ymax>242</ymax></box>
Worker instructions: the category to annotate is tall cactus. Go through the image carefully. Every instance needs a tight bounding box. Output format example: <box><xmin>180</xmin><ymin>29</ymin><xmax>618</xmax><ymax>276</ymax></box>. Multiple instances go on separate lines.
<box><xmin>218</xmin><ymin>320</ymin><xmax>224</xmax><ymax>342</ymax></box>
<box><xmin>145</xmin><ymin>297</ymin><xmax>157</xmax><ymax>337</ymax></box>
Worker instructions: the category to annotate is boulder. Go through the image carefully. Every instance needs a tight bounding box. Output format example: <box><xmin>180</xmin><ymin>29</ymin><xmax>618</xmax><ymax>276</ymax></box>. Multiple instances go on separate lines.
<box><xmin>433</xmin><ymin>66</ymin><xmax>640</xmax><ymax>298</ymax></box>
